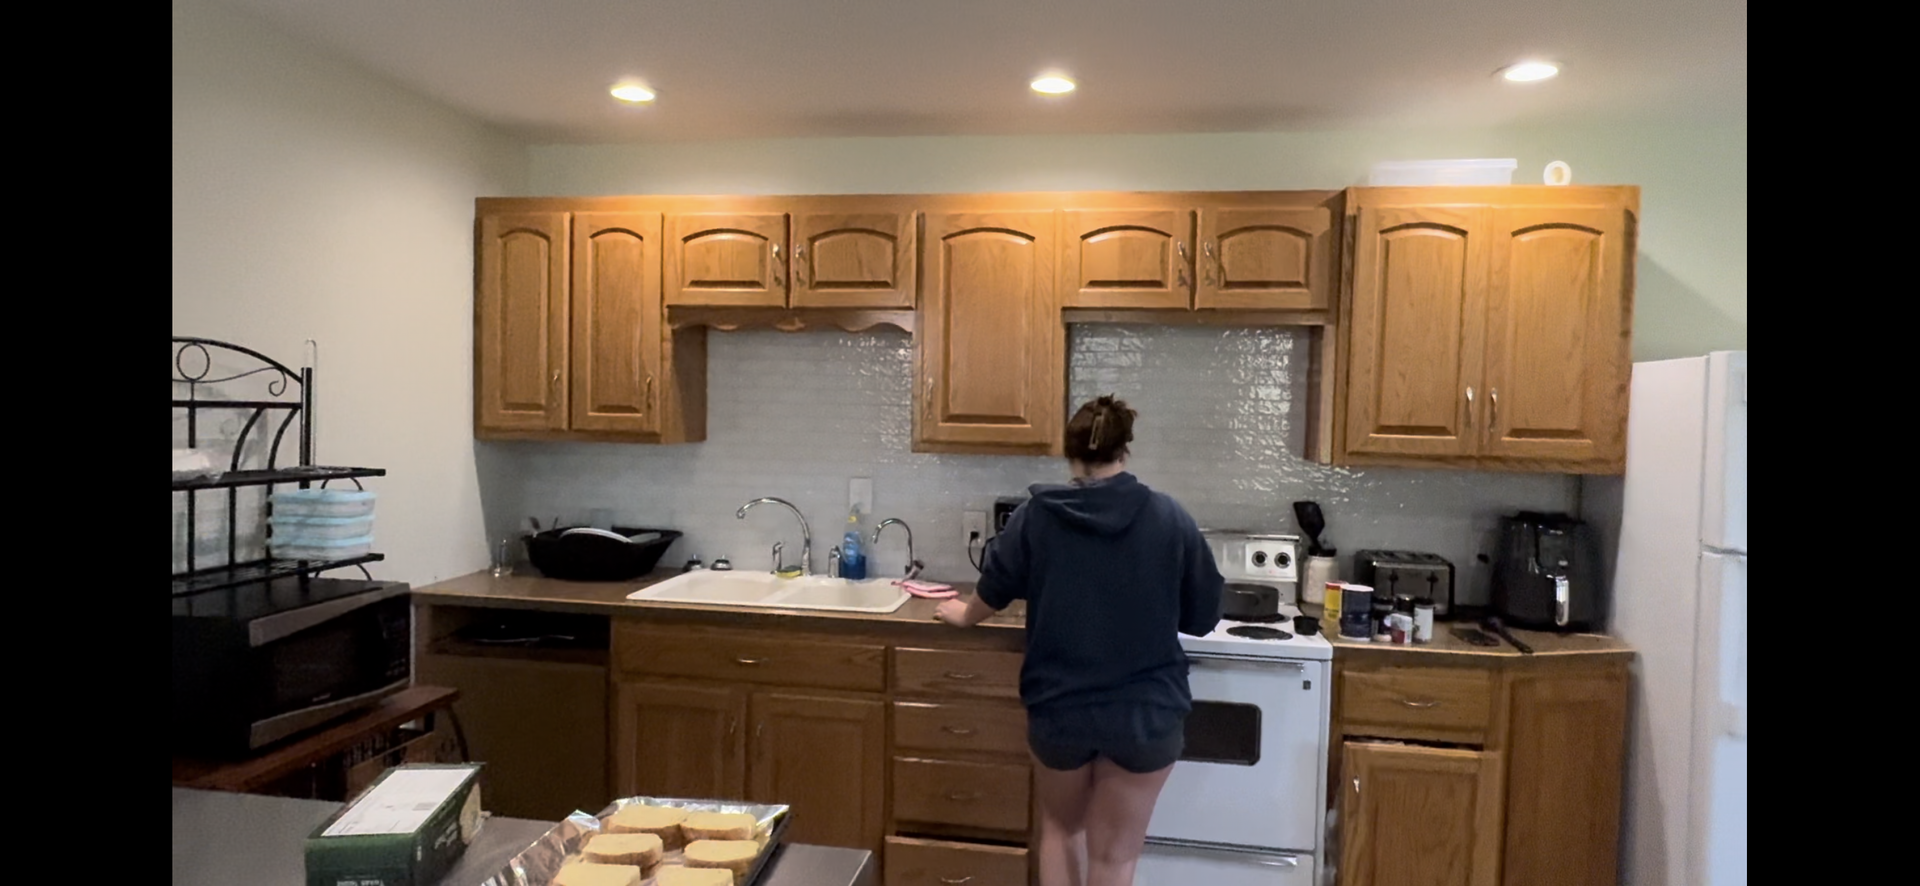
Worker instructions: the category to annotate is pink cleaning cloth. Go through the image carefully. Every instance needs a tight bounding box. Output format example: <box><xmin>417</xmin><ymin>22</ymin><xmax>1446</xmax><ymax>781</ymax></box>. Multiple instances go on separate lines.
<box><xmin>898</xmin><ymin>579</ymin><xmax>957</xmax><ymax>598</ymax></box>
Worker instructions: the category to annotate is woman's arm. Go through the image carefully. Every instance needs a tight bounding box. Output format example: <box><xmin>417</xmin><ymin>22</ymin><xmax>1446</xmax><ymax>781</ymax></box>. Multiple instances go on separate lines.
<box><xmin>934</xmin><ymin>593</ymin><xmax>998</xmax><ymax>628</ymax></box>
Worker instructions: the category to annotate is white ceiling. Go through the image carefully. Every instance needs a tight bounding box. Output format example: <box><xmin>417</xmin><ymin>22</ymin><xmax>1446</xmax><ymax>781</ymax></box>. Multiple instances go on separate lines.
<box><xmin>210</xmin><ymin>0</ymin><xmax>1747</xmax><ymax>143</ymax></box>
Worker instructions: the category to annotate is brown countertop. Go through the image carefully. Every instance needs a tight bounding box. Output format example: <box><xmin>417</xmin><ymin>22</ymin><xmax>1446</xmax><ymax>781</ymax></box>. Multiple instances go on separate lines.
<box><xmin>412</xmin><ymin>569</ymin><xmax>1026</xmax><ymax>632</ymax></box>
<box><xmin>412</xmin><ymin>572</ymin><xmax>1626</xmax><ymax>663</ymax></box>
<box><xmin>1300</xmin><ymin>604</ymin><xmax>1633</xmax><ymax>663</ymax></box>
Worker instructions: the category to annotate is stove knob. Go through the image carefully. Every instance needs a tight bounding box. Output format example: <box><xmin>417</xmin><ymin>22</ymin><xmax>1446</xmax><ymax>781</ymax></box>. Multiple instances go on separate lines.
<box><xmin>1251</xmin><ymin>551</ymin><xmax>1268</xmax><ymax>567</ymax></box>
<box><xmin>1274</xmin><ymin>551</ymin><xmax>1292</xmax><ymax>569</ymax></box>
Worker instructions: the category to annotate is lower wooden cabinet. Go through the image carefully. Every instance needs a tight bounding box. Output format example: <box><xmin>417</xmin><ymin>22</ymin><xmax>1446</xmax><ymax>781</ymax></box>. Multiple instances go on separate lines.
<box><xmin>749</xmin><ymin>692</ymin><xmax>887</xmax><ymax>853</ymax></box>
<box><xmin>1338</xmin><ymin>742</ymin><xmax>1504</xmax><ymax>886</ymax></box>
<box><xmin>612</xmin><ymin>679</ymin><xmax>747</xmax><ymax>802</ymax></box>
<box><xmin>884</xmin><ymin>836</ymin><xmax>1029</xmax><ymax>886</ymax></box>
<box><xmin>1332</xmin><ymin>656</ymin><xmax>1629</xmax><ymax>886</ymax></box>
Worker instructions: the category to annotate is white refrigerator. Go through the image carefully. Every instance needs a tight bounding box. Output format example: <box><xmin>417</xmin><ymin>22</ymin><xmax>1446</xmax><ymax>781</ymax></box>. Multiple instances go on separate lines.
<box><xmin>1605</xmin><ymin>351</ymin><xmax>1747</xmax><ymax>886</ymax></box>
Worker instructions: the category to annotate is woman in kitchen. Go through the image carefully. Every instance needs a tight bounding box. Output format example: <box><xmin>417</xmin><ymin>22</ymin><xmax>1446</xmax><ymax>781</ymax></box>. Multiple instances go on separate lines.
<box><xmin>936</xmin><ymin>395</ymin><xmax>1223</xmax><ymax>886</ymax></box>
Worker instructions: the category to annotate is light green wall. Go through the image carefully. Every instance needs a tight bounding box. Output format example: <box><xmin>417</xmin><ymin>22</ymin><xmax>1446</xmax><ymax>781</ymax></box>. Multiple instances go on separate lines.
<box><xmin>529</xmin><ymin>120</ymin><xmax>1745</xmax><ymax>360</ymax></box>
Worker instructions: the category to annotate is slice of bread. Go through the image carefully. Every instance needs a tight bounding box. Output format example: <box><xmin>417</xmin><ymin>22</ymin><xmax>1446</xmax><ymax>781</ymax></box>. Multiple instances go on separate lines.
<box><xmin>582</xmin><ymin>832</ymin><xmax>663</xmax><ymax>867</ymax></box>
<box><xmin>681</xmin><ymin>811</ymin><xmax>758</xmax><ymax>842</ymax></box>
<box><xmin>606</xmin><ymin>804</ymin><xmax>689</xmax><ymax>847</ymax></box>
<box><xmin>551</xmin><ymin>862</ymin><xmax>643</xmax><ymax>886</ymax></box>
<box><xmin>683</xmin><ymin>839</ymin><xmax>759</xmax><ymax>877</ymax></box>
<box><xmin>655</xmin><ymin>867</ymin><xmax>735</xmax><ymax>886</ymax></box>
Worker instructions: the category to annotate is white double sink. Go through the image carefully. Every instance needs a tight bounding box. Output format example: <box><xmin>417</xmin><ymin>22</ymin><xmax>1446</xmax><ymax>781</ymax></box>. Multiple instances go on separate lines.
<box><xmin>626</xmin><ymin>569</ymin><xmax>910</xmax><ymax>614</ymax></box>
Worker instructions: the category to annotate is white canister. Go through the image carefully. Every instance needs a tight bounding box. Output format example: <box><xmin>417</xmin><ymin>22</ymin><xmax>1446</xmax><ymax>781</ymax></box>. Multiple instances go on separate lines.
<box><xmin>1302</xmin><ymin>555</ymin><xmax>1341</xmax><ymax>606</ymax></box>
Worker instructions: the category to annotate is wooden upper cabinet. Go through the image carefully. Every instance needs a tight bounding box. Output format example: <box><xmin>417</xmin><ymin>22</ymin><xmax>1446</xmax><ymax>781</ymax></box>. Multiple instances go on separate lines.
<box><xmin>570</xmin><ymin>212</ymin><xmax>663</xmax><ymax>435</ymax></box>
<box><xmin>749</xmin><ymin>692</ymin><xmax>887</xmax><ymax>853</ymax></box>
<box><xmin>476</xmin><ymin>212</ymin><xmax>569</xmax><ymax>432</ymax></box>
<box><xmin>1339</xmin><ymin>741</ymin><xmax>1504</xmax><ymax>886</ymax></box>
<box><xmin>1061</xmin><ymin>209</ymin><xmax>1194</xmax><ymax>309</ymax></box>
<box><xmin>790</xmin><ymin>209</ymin><xmax>916</xmax><ymax>309</ymax></box>
<box><xmin>666</xmin><ymin>212</ymin><xmax>790</xmax><ymax>307</ymax></box>
<box><xmin>1481</xmin><ymin>206</ymin><xmax>1632</xmax><ymax>468</ymax></box>
<box><xmin>915</xmin><ymin>210</ymin><xmax>1062</xmax><ymax>453</ymax></box>
<box><xmin>1197</xmin><ymin>205</ymin><xmax>1333</xmax><ymax>310</ymax></box>
<box><xmin>613</xmin><ymin>679</ymin><xmax>747</xmax><ymax>802</ymax></box>
<box><xmin>1343</xmin><ymin>205</ymin><xmax>1489</xmax><ymax>458</ymax></box>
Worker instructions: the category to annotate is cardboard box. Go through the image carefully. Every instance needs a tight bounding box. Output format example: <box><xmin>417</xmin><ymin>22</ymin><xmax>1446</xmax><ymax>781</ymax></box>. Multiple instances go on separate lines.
<box><xmin>305</xmin><ymin>763</ymin><xmax>483</xmax><ymax>886</ymax></box>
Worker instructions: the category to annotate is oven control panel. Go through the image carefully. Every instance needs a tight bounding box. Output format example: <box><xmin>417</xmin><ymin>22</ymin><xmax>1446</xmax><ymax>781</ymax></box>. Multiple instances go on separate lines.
<box><xmin>1243</xmin><ymin>539</ymin><xmax>1298</xmax><ymax>580</ymax></box>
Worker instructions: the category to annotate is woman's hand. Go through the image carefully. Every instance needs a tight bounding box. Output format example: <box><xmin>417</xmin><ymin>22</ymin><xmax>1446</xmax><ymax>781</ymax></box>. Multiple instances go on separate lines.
<box><xmin>934</xmin><ymin>598</ymin><xmax>974</xmax><ymax>628</ymax></box>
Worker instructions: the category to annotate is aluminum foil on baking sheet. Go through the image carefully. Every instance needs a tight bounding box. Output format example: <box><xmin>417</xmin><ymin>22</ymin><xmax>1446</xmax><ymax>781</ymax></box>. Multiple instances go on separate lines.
<box><xmin>479</xmin><ymin>796</ymin><xmax>792</xmax><ymax>886</ymax></box>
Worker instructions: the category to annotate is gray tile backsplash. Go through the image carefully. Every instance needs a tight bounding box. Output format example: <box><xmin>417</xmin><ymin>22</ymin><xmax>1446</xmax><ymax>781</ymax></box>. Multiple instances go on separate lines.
<box><xmin>484</xmin><ymin>325</ymin><xmax>1573</xmax><ymax>605</ymax></box>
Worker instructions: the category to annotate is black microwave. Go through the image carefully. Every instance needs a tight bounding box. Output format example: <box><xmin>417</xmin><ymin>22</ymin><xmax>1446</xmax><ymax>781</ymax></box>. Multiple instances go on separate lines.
<box><xmin>172</xmin><ymin>577</ymin><xmax>412</xmax><ymax>756</ymax></box>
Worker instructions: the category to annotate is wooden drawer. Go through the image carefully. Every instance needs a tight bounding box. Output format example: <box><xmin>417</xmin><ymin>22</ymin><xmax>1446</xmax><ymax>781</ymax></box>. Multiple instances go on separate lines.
<box><xmin>893</xmin><ymin>701</ymin><xmax>1027</xmax><ymax>757</ymax></box>
<box><xmin>893</xmin><ymin>648</ymin><xmax>1023</xmax><ymax>700</ymax></box>
<box><xmin>885</xmin><ymin>836</ymin><xmax>1028</xmax><ymax>886</ymax></box>
<box><xmin>614</xmin><ymin>624</ymin><xmax>885</xmax><ymax>693</ymax></box>
<box><xmin>892</xmin><ymin>758</ymin><xmax>1031</xmax><ymax>832</ymax></box>
<box><xmin>1340</xmin><ymin>665</ymin><xmax>1494</xmax><ymax>744</ymax></box>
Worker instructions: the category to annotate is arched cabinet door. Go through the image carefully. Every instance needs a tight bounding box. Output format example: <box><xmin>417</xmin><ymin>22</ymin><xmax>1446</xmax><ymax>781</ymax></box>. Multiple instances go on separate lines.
<box><xmin>1343</xmin><ymin>205</ymin><xmax>1489</xmax><ymax>459</ymax></box>
<box><xmin>914</xmin><ymin>210</ymin><xmax>1063</xmax><ymax>454</ymax></box>
<box><xmin>1061</xmin><ymin>209</ymin><xmax>1194</xmax><ymax>309</ymax></box>
<box><xmin>665</xmin><ymin>212</ymin><xmax>790</xmax><ymax>307</ymax></box>
<box><xmin>1197</xmin><ymin>205</ymin><xmax>1333</xmax><ymax>311</ymax></box>
<box><xmin>570</xmin><ymin>212</ymin><xmax>664</xmax><ymax>435</ymax></box>
<box><xmin>476</xmin><ymin>211</ymin><xmax>569</xmax><ymax>432</ymax></box>
<box><xmin>790</xmin><ymin>207</ymin><xmax>917</xmax><ymax>309</ymax></box>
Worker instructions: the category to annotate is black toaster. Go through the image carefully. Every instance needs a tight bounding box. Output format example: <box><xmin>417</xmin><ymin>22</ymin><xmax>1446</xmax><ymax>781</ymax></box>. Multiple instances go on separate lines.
<box><xmin>1351</xmin><ymin>550</ymin><xmax>1456</xmax><ymax>618</ymax></box>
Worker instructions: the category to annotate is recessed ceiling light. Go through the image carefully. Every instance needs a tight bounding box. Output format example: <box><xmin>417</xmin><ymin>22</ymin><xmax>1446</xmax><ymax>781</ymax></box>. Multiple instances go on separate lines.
<box><xmin>1499</xmin><ymin>61</ymin><xmax>1559</xmax><ymax>83</ymax></box>
<box><xmin>610</xmin><ymin>82</ymin><xmax>656</xmax><ymax>103</ymax></box>
<box><xmin>1030</xmin><ymin>75</ymin><xmax>1076</xmax><ymax>95</ymax></box>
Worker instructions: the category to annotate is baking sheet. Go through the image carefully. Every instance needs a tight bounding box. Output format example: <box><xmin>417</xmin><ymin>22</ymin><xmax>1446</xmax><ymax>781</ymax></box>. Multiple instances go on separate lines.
<box><xmin>479</xmin><ymin>796</ymin><xmax>791</xmax><ymax>886</ymax></box>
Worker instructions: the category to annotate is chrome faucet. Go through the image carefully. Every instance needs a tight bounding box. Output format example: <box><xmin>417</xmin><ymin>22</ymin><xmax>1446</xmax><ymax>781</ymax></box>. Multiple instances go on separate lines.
<box><xmin>737</xmin><ymin>497</ymin><xmax>812</xmax><ymax>575</ymax></box>
<box><xmin>872</xmin><ymin>518</ymin><xmax>921</xmax><ymax>577</ymax></box>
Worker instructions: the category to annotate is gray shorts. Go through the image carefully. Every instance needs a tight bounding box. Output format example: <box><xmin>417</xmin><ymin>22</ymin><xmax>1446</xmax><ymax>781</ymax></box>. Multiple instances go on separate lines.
<box><xmin>1027</xmin><ymin>702</ymin><xmax>1185</xmax><ymax>774</ymax></box>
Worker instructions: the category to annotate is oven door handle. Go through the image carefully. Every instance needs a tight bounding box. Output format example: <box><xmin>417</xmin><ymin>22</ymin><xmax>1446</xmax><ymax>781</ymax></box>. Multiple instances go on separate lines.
<box><xmin>1142</xmin><ymin>836</ymin><xmax>1305</xmax><ymax>866</ymax></box>
<box><xmin>1186</xmin><ymin>651</ymin><xmax>1310</xmax><ymax>668</ymax></box>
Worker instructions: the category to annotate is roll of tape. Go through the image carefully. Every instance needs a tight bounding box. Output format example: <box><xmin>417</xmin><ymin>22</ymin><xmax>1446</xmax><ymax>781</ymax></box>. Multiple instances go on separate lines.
<box><xmin>1544</xmin><ymin>160</ymin><xmax>1572</xmax><ymax>186</ymax></box>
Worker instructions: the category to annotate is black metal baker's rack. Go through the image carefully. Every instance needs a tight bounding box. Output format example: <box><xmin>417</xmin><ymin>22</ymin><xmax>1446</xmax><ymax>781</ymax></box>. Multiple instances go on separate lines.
<box><xmin>172</xmin><ymin>336</ymin><xmax>386</xmax><ymax>596</ymax></box>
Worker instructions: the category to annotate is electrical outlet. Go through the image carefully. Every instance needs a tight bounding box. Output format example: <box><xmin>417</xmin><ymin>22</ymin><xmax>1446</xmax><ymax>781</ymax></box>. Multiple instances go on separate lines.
<box><xmin>848</xmin><ymin>477</ymin><xmax>873</xmax><ymax>517</ymax></box>
<box><xmin>963</xmin><ymin>511</ymin><xmax>987</xmax><ymax>548</ymax></box>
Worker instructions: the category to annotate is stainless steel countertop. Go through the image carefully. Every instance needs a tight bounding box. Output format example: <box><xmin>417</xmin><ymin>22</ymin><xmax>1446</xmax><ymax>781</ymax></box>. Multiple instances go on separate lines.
<box><xmin>172</xmin><ymin>787</ymin><xmax>876</xmax><ymax>886</ymax></box>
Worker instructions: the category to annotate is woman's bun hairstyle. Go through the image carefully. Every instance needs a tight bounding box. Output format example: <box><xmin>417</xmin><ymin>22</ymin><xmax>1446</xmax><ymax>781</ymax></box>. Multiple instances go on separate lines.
<box><xmin>1064</xmin><ymin>395</ymin><xmax>1137</xmax><ymax>464</ymax></box>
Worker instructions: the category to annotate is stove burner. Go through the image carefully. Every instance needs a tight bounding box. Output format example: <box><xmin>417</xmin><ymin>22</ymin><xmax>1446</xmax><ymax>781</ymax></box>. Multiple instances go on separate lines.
<box><xmin>1223</xmin><ymin>612</ymin><xmax>1288</xmax><ymax>624</ymax></box>
<box><xmin>1225</xmin><ymin>626</ymin><xmax>1294</xmax><ymax>641</ymax></box>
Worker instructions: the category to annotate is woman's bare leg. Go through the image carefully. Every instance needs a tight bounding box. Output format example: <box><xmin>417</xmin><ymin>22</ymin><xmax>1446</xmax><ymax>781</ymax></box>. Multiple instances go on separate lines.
<box><xmin>1083</xmin><ymin>757</ymin><xmax>1175</xmax><ymax>886</ymax></box>
<box><xmin>1032</xmin><ymin>755</ymin><xmax>1095</xmax><ymax>886</ymax></box>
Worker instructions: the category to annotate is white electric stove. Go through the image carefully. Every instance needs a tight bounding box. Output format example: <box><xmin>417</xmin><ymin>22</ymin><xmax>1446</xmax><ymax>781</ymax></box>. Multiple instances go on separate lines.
<box><xmin>1138</xmin><ymin>532</ymin><xmax>1334</xmax><ymax>886</ymax></box>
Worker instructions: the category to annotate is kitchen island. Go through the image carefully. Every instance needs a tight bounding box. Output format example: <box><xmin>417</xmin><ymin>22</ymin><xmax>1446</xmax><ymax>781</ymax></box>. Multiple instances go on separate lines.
<box><xmin>171</xmin><ymin>787</ymin><xmax>876</xmax><ymax>886</ymax></box>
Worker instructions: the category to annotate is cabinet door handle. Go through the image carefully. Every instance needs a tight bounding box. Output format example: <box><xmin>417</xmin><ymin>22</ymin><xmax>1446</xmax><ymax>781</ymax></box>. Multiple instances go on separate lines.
<box><xmin>735</xmin><ymin>657</ymin><xmax>769</xmax><ymax>665</ymax></box>
<box><xmin>756</xmin><ymin>722</ymin><xmax>766</xmax><ymax>741</ymax></box>
<box><xmin>727</xmin><ymin>717</ymin><xmax>738</xmax><ymax>738</ymax></box>
<box><xmin>1398</xmin><ymin>698</ymin><xmax>1440</xmax><ymax>709</ymax></box>
<box><xmin>551</xmin><ymin>369</ymin><xmax>561</xmax><ymax>388</ymax></box>
<box><xmin>939</xmin><ymin>877</ymin><xmax>973</xmax><ymax>885</ymax></box>
<box><xmin>1465</xmin><ymin>386</ymin><xmax>1475</xmax><ymax>429</ymax></box>
<box><xmin>943</xmin><ymin>671</ymin><xmax>978</xmax><ymax>680</ymax></box>
<box><xmin>643</xmin><ymin>375</ymin><xmax>654</xmax><ymax>412</ymax></box>
<box><xmin>794</xmin><ymin>243</ymin><xmax>808</xmax><ymax>289</ymax></box>
<box><xmin>1204</xmin><ymin>240</ymin><xmax>1221</xmax><ymax>288</ymax></box>
<box><xmin>1175</xmin><ymin>241</ymin><xmax>1193</xmax><ymax>294</ymax></box>
<box><xmin>945</xmin><ymin>790</ymin><xmax>982</xmax><ymax>802</ymax></box>
<box><xmin>1353</xmin><ymin>777</ymin><xmax>1361</xmax><ymax>796</ymax></box>
<box><xmin>940</xmin><ymin>725</ymin><xmax>976</xmax><ymax>736</ymax></box>
<box><xmin>1488</xmin><ymin>388</ymin><xmax>1499</xmax><ymax>442</ymax></box>
<box><xmin>771</xmin><ymin>242</ymin><xmax>786</xmax><ymax>290</ymax></box>
<box><xmin>922</xmin><ymin>375</ymin><xmax>935</xmax><ymax>422</ymax></box>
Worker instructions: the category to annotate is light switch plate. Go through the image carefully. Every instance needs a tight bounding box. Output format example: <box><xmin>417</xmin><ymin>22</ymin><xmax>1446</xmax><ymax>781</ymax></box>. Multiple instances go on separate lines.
<box><xmin>849</xmin><ymin>477</ymin><xmax>873</xmax><ymax>517</ymax></box>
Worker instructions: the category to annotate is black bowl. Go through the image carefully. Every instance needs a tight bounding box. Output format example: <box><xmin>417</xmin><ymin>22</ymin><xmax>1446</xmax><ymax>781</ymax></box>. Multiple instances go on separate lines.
<box><xmin>524</xmin><ymin>526</ymin><xmax>682</xmax><ymax>582</ymax></box>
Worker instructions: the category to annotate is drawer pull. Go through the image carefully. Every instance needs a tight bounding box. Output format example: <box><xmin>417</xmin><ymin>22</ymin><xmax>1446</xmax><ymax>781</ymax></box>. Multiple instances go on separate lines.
<box><xmin>1398</xmin><ymin>698</ymin><xmax>1440</xmax><ymax>709</ymax></box>
<box><xmin>940</xmin><ymin>725</ymin><xmax>977</xmax><ymax>736</ymax></box>
<box><xmin>944</xmin><ymin>671</ymin><xmax>979</xmax><ymax>680</ymax></box>
<box><xmin>735</xmin><ymin>657</ymin><xmax>770</xmax><ymax>666</ymax></box>
<box><xmin>939</xmin><ymin>878</ymin><xmax>974</xmax><ymax>885</ymax></box>
<box><xmin>946</xmin><ymin>790</ymin><xmax>982</xmax><ymax>802</ymax></box>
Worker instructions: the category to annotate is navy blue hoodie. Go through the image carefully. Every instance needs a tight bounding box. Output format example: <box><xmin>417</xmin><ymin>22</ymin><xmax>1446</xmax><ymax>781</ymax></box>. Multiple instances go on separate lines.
<box><xmin>975</xmin><ymin>473</ymin><xmax>1224</xmax><ymax>714</ymax></box>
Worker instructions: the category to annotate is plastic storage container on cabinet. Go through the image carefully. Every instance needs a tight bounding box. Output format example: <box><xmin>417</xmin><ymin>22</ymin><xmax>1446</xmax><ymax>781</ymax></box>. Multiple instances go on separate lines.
<box><xmin>271</xmin><ymin>488</ymin><xmax>377</xmax><ymax>519</ymax></box>
<box><xmin>1368</xmin><ymin>159</ymin><xmax>1518</xmax><ymax>186</ymax></box>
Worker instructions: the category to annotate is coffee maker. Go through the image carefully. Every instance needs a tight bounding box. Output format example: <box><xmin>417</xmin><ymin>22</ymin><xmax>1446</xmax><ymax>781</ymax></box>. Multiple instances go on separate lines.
<box><xmin>1491</xmin><ymin>512</ymin><xmax>1605</xmax><ymax>632</ymax></box>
